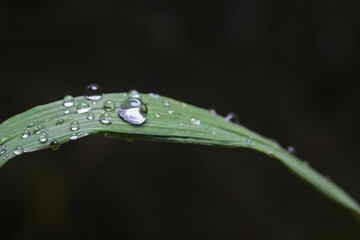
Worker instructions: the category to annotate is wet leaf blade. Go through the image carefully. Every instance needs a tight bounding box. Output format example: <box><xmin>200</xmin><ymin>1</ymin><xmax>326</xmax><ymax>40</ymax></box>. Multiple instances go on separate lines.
<box><xmin>0</xmin><ymin>92</ymin><xmax>359</xmax><ymax>219</ymax></box>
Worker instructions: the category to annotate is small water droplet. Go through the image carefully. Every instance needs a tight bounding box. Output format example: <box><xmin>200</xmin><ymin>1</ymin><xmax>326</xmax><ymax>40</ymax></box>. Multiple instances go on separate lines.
<box><xmin>287</xmin><ymin>146</ymin><xmax>295</xmax><ymax>154</ymax></box>
<box><xmin>56</xmin><ymin>118</ymin><xmax>65</xmax><ymax>126</ymax></box>
<box><xmin>163</xmin><ymin>100</ymin><xmax>170</xmax><ymax>107</ymax></box>
<box><xmin>87</xmin><ymin>112</ymin><xmax>95</xmax><ymax>120</ymax></box>
<box><xmin>64</xmin><ymin>108</ymin><xmax>70</xmax><ymax>114</ymax></box>
<box><xmin>76</xmin><ymin>101</ymin><xmax>91</xmax><ymax>114</ymax></box>
<box><xmin>13</xmin><ymin>146</ymin><xmax>24</xmax><ymax>155</ymax></box>
<box><xmin>181</xmin><ymin>102</ymin><xmax>187</xmax><ymax>107</ymax></box>
<box><xmin>85</xmin><ymin>84</ymin><xmax>103</xmax><ymax>101</ymax></box>
<box><xmin>167</xmin><ymin>110</ymin><xmax>174</xmax><ymax>114</ymax></box>
<box><xmin>63</xmin><ymin>95</ymin><xmax>75</xmax><ymax>107</ymax></box>
<box><xmin>21</xmin><ymin>129</ymin><xmax>30</xmax><ymax>139</ymax></box>
<box><xmin>70</xmin><ymin>133</ymin><xmax>79</xmax><ymax>140</ymax></box>
<box><xmin>39</xmin><ymin>132</ymin><xmax>48</xmax><ymax>143</ymax></box>
<box><xmin>246</xmin><ymin>137</ymin><xmax>254</xmax><ymax>146</ymax></box>
<box><xmin>149</xmin><ymin>93</ymin><xmax>159</xmax><ymax>99</ymax></box>
<box><xmin>27</xmin><ymin>122</ymin><xmax>35</xmax><ymax>128</ymax></box>
<box><xmin>210</xmin><ymin>109</ymin><xmax>217</xmax><ymax>116</ymax></box>
<box><xmin>180</xmin><ymin>122</ymin><xmax>184</xmax><ymax>126</ymax></box>
<box><xmin>118</xmin><ymin>98</ymin><xmax>148</xmax><ymax>125</ymax></box>
<box><xmin>225</xmin><ymin>112</ymin><xmax>240</xmax><ymax>123</ymax></box>
<box><xmin>3</xmin><ymin>155</ymin><xmax>9</xmax><ymax>161</ymax></box>
<box><xmin>34</xmin><ymin>125</ymin><xmax>45</xmax><ymax>134</ymax></box>
<box><xmin>0</xmin><ymin>145</ymin><xmax>8</xmax><ymax>155</ymax></box>
<box><xmin>267</xmin><ymin>151</ymin><xmax>275</xmax><ymax>157</ymax></box>
<box><xmin>103</xmin><ymin>100</ymin><xmax>115</xmax><ymax>111</ymax></box>
<box><xmin>154</xmin><ymin>113</ymin><xmax>160</xmax><ymax>118</ymax></box>
<box><xmin>212</xmin><ymin>131</ymin><xmax>216</xmax><ymax>135</ymax></box>
<box><xmin>50</xmin><ymin>140</ymin><xmax>60</xmax><ymax>150</ymax></box>
<box><xmin>70</xmin><ymin>121</ymin><xmax>80</xmax><ymax>131</ymax></box>
<box><xmin>99</xmin><ymin>113</ymin><xmax>112</xmax><ymax>124</ymax></box>
<box><xmin>189</xmin><ymin>117</ymin><xmax>201</xmax><ymax>125</ymax></box>
<box><xmin>128</xmin><ymin>89</ymin><xmax>140</xmax><ymax>98</ymax></box>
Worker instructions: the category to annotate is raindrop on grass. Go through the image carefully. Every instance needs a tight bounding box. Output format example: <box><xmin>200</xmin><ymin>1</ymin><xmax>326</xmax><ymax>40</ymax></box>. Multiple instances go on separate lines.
<box><xmin>56</xmin><ymin>118</ymin><xmax>65</xmax><ymax>126</ymax></box>
<box><xmin>85</xmin><ymin>84</ymin><xmax>102</xmax><ymax>101</ymax></box>
<box><xmin>225</xmin><ymin>112</ymin><xmax>240</xmax><ymax>124</ymax></box>
<box><xmin>76</xmin><ymin>101</ymin><xmax>91</xmax><ymax>114</ymax></box>
<box><xmin>50</xmin><ymin>140</ymin><xmax>60</xmax><ymax>150</ymax></box>
<box><xmin>103</xmin><ymin>100</ymin><xmax>115</xmax><ymax>111</ymax></box>
<box><xmin>189</xmin><ymin>117</ymin><xmax>201</xmax><ymax>125</ymax></box>
<box><xmin>0</xmin><ymin>145</ymin><xmax>8</xmax><ymax>155</ymax></box>
<box><xmin>154</xmin><ymin>113</ymin><xmax>160</xmax><ymax>118</ymax></box>
<box><xmin>27</xmin><ymin>122</ymin><xmax>35</xmax><ymax>128</ymax></box>
<box><xmin>87</xmin><ymin>112</ymin><xmax>95</xmax><ymax>120</ymax></box>
<box><xmin>267</xmin><ymin>151</ymin><xmax>275</xmax><ymax>157</ymax></box>
<box><xmin>70</xmin><ymin>121</ymin><xmax>80</xmax><ymax>131</ymax></box>
<box><xmin>99</xmin><ymin>113</ymin><xmax>112</xmax><ymax>124</ymax></box>
<box><xmin>34</xmin><ymin>125</ymin><xmax>45</xmax><ymax>134</ymax></box>
<box><xmin>64</xmin><ymin>108</ymin><xmax>70</xmax><ymax>114</ymax></box>
<box><xmin>118</xmin><ymin>98</ymin><xmax>148</xmax><ymax>125</ymax></box>
<box><xmin>181</xmin><ymin>102</ymin><xmax>187</xmax><ymax>107</ymax></box>
<box><xmin>21</xmin><ymin>129</ymin><xmax>30</xmax><ymax>139</ymax></box>
<box><xmin>70</xmin><ymin>133</ymin><xmax>79</xmax><ymax>140</ymax></box>
<box><xmin>210</xmin><ymin>109</ymin><xmax>217</xmax><ymax>116</ymax></box>
<box><xmin>13</xmin><ymin>146</ymin><xmax>24</xmax><ymax>155</ymax></box>
<box><xmin>3</xmin><ymin>155</ymin><xmax>9</xmax><ymax>161</ymax></box>
<box><xmin>163</xmin><ymin>100</ymin><xmax>170</xmax><ymax>107</ymax></box>
<box><xmin>128</xmin><ymin>89</ymin><xmax>140</xmax><ymax>98</ymax></box>
<box><xmin>149</xmin><ymin>93</ymin><xmax>159</xmax><ymax>99</ymax></box>
<box><xmin>39</xmin><ymin>132</ymin><xmax>48</xmax><ymax>143</ymax></box>
<box><xmin>287</xmin><ymin>146</ymin><xmax>295</xmax><ymax>154</ymax></box>
<box><xmin>63</xmin><ymin>95</ymin><xmax>75</xmax><ymax>107</ymax></box>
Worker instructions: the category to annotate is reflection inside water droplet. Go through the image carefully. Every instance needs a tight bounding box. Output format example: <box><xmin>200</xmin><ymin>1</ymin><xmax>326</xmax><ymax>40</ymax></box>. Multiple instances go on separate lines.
<box><xmin>27</xmin><ymin>122</ymin><xmax>35</xmax><ymax>128</ymax></box>
<box><xmin>76</xmin><ymin>102</ymin><xmax>91</xmax><ymax>114</ymax></box>
<box><xmin>87</xmin><ymin>112</ymin><xmax>95</xmax><ymax>120</ymax></box>
<box><xmin>0</xmin><ymin>145</ymin><xmax>8</xmax><ymax>155</ymax></box>
<box><xmin>189</xmin><ymin>117</ymin><xmax>201</xmax><ymax>125</ymax></box>
<box><xmin>70</xmin><ymin>121</ymin><xmax>80</xmax><ymax>131</ymax></box>
<box><xmin>39</xmin><ymin>132</ymin><xmax>48</xmax><ymax>143</ymax></box>
<box><xmin>56</xmin><ymin>118</ymin><xmax>65</xmax><ymax>126</ymax></box>
<box><xmin>103</xmin><ymin>100</ymin><xmax>115</xmax><ymax>112</ymax></box>
<box><xmin>70</xmin><ymin>133</ymin><xmax>79</xmax><ymax>140</ymax></box>
<box><xmin>163</xmin><ymin>100</ymin><xmax>170</xmax><ymax>107</ymax></box>
<box><xmin>13</xmin><ymin>146</ymin><xmax>24</xmax><ymax>155</ymax></box>
<box><xmin>85</xmin><ymin>84</ymin><xmax>103</xmax><ymax>101</ymax></box>
<box><xmin>21</xmin><ymin>129</ymin><xmax>30</xmax><ymax>139</ymax></box>
<box><xmin>118</xmin><ymin>98</ymin><xmax>148</xmax><ymax>125</ymax></box>
<box><xmin>34</xmin><ymin>125</ymin><xmax>45</xmax><ymax>134</ymax></box>
<box><xmin>50</xmin><ymin>140</ymin><xmax>60</xmax><ymax>150</ymax></box>
<box><xmin>99</xmin><ymin>113</ymin><xmax>112</xmax><ymax>124</ymax></box>
<box><xmin>128</xmin><ymin>89</ymin><xmax>140</xmax><ymax>98</ymax></box>
<box><xmin>63</xmin><ymin>95</ymin><xmax>75</xmax><ymax>107</ymax></box>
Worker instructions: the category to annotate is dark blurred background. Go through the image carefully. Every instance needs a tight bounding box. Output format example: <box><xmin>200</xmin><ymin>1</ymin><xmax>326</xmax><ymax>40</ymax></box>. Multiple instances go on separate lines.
<box><xmin>1</xmin><ymin>0</ymin><xmax>360</xmax><ymax>239</ymax></box>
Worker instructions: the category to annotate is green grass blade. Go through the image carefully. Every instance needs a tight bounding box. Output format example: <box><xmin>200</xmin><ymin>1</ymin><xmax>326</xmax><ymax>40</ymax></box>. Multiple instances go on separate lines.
<box><xmin>1</xmin><ymin>92</ymin><xmax>359</xmax><ymax>218</ymax></box>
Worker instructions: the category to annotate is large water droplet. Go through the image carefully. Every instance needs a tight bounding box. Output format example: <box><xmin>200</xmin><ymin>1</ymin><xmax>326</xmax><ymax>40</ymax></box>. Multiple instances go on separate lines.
<box><xmin>85</xmin><ymin>84</ymin><xmax>102</xmax><ymax>101</ymax></box>
<box><xmin>0</xmin><ymin>145</ymin><xmax>8</xmax><ymax>155</ymax></box>
<box><xmin>189</xmin><ymin>117</ymin><xmax>201</xmax><ymax>125</ymax></box>
<box><xmin>63</xmin><ymin>95</ymin><xmax>75</xmax><ymax>107</ymax></box>
<box><xmin>13</xmin><ymin>146</ymin><xmax>24</xmax><ymax>155</ymax></box>
<box><xmin>99</xmin><ymin>113</ymin><xmax>112</xmax><ymax>124</ymax></box>
<box><xmin>70</xmin><ymin>133</ymin><xmax>79</xmax><ymax>140</ymax></box>
<box><xmin>70</xmin><ymin>121</ymin><xmax>80</xmax><ymax>131</ymax></box>
<box><xmin>103</xmin><ymin>100</ymin><xmax>115</xmax><ymax>111</ymax></box>
<box><xmin>21</xmin><ymin>129</ymin><xmax>30</xmax><ymax>139</ymax></box>
<box><xmin>50</xmin><ymin>140</ymin><xmax>60</xmax><ymax>150</ymax></box>
<box><xmin>27</xmin><ymin>122</ymin><xmax>35</xmax><ymax>128</ymax></box>
<box><xmin>225</xmin><ymin>112</ymin><xmax>240</xmax><ymax>124</ymax></box>
<box><xmin>87</xmin><ymin>112</ymin><xmax>95</xmax><ymax>120</ymax></box>
<box><xmin>128</xmin><ymin>89</ymin><xmax>140</xmax><ymax>98</ymax></box>
<box><xmin>118</xmin><ymin>98</ymin><xmax>148</xmax><ymax>125</ymax></box>
<box><xmin>39</xmin><ymin>132</ymin><xmax>48</xmax><ymax>143</ymax></box>
<box><xmin>56</xmin><ymin>118</ymin><xmax>65</xmax><ymax>126</ymax></box>
<box><xmin>76</xmin><ymin>101</ymin><xmax>91</xmax><ymax>114</ymax></box>
<box><xmin>34</xmin><ymin>125</ymin><xmax>45</xmax><ymax>134</ymax></box>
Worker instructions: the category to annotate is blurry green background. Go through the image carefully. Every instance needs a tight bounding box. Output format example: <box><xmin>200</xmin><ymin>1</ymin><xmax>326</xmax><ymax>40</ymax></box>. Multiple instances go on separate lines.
<box><xmin>1</xmin><ymin>1</ymin><xmax>360</xmax><ymax>239</ymax></box>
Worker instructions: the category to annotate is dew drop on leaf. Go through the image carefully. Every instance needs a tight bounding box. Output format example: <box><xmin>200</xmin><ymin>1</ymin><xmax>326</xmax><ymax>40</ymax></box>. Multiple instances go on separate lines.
<box><xmin>163</xmin><ymin>100</ymin><xmax>170</xmax><ymax>107</ymax></box>
<box><xmin>128</xmin><ymin>89</ymin><xmax>140</xmax><ymax>98</ymax></box>
<box><xmin>189</xmin><ymin>117</ymin><xmax>201</xmax><ymax>125</ymax></box>
<box><xmin>103</xmin><ymin>100</ymin><xmax>115</xmax><ymax>112</ymax></box>
<box><xmin>27</xmin><ymin>122</ymin><xmax>35</xmax><ymax>128</ymax></box>
<box><xmin>13</xmin><ymin>146</ymin><xmax>24</xmax><ymax>155</ymax></box>
<box><xmin>118</xmin><ymin>98</ymin><xmax>148</xmax><ymax>125</ymax></box>
<box><xmin>34</xmin><ymin>125</ymin><xmax>45</xmax><ymax>134</ymax></box>
<box><xmin>50</xmin><ymin>140</ymin><xmax>60</xmax><ymax>150</ymax></box>
<box><xmin>87</xmin><ymin>112</ymin><xmax>95</xmax><ymax>120</ymax></box>
<box><xmin>85</xmin><ymin>84</ymin><xmax>102</xmax><ymax>101</ymax></box>
<box><xmin>225</xmin><ymin>112</ymin><xmax>240</xmax><ymax>124</ymax></box>
<box><xmin>210</xmin><ymin>109</ymin><xmax>217</xmax><ymax>116</ymax></box>
<box><xmin>99</xmin><ymin>113</ymin><xmax>112</xmax><ymax>125</ymax></box>
<box><xmin>149</xmin><ymin>93</ymin><xmax>159</xmax><ymax>99</ymax></box>
<box><xmin>76</xmin><ymin>102</ymin><xmax>91</xmax><ymax>114</ymax></box>
<box><xmin>64</xmin><ymin>108</ymin><xmax>71</xmax><ymax>114</ymax></box>
<box><xmin>154</xmin><ymin>113</ymin><xmax>160</xmax><ymax>118</ymax></box>
<box><xmin>70</xmin><ymin>133</ymin><xmax>79</xmax><ymax>140</ymax></box>
<box><xmin>21</xmin><ymin>129</ymin><xmax>30</xmax><ymax>139</ymax></box>
<box><xmin>287</xmin><ymin>146</ymin><xmax>295</xmax><ymax>154</ymax></box>
<box><xmin>0</xmin><ymin>145</ymin><xmax>8</xmax><ymax>155</ymax></box>
<box><xmin>39</xmin><ymin>132</ymin><xmax>48</xmax><ymax>143</ymax></box>
<box><xmin>70</xmin><ymin>121</ymin><xmax>80</xmax><ymax>131</ymax></box>
<box><xmin>56</xmin><ymin>118</ymin><xmax>65</xmax><ymax>126</ymax></box>
<box><xmin>63</xmin><ymin>95</ymin><xmax>75</xmax><ymax>107</ymax></box>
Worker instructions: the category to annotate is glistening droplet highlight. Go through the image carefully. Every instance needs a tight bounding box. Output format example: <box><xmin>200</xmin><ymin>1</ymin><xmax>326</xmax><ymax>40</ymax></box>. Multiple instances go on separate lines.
<box><xmin>118</xmin><ymin>98</ymin><xmax>148</xmax><ymax>125</ymax></box>
<box><xmin>85</xmin><ymin>84</ymin><xmax>102</xmax><ymax>101</ymax></box>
